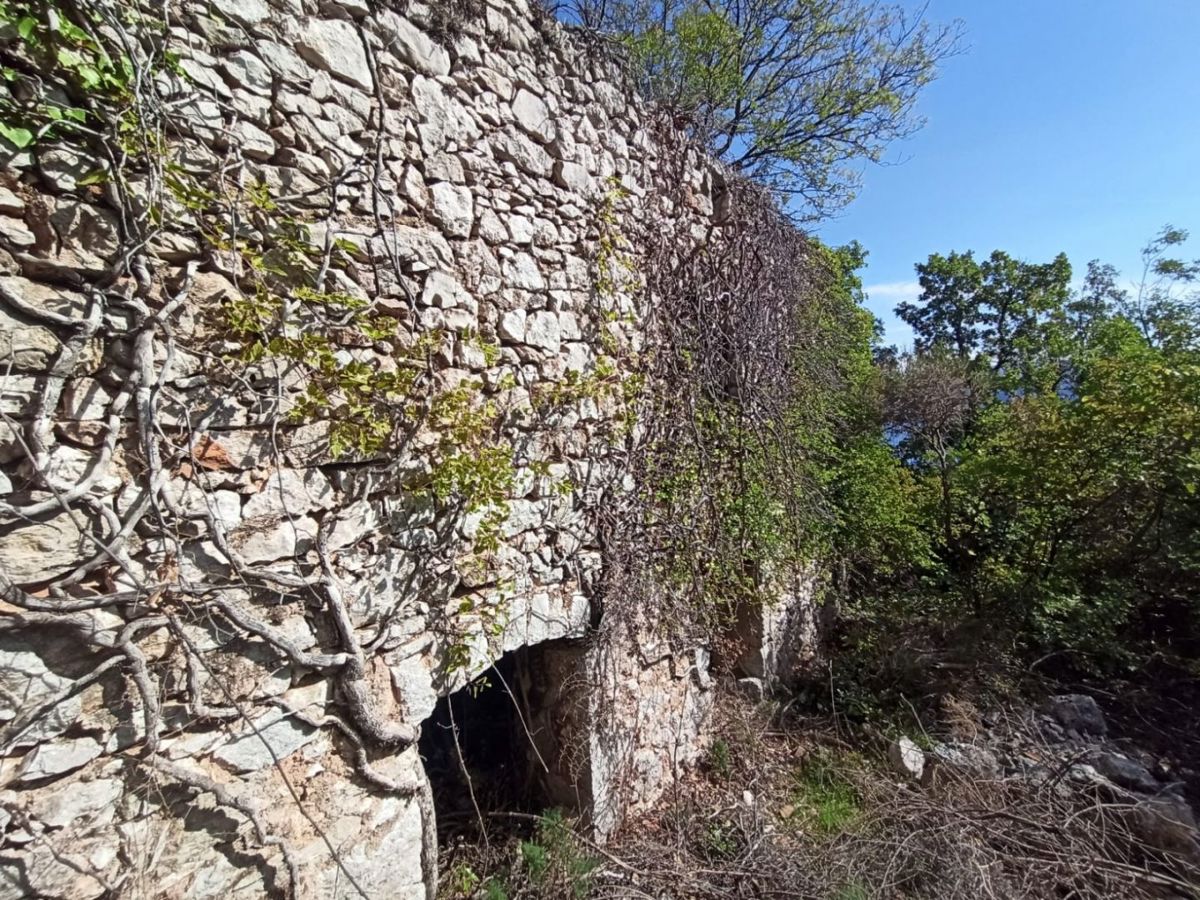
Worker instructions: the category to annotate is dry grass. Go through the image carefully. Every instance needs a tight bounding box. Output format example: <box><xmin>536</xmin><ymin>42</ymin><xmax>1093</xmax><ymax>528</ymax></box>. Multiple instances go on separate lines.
<box><xmin>590</xmin><ymin>692</ymin><xmax>1200</xmax><ymax>900</ymax></box>
<box><xmin>436</xmin><ymin>685</ymin><xmax>1200</xmax><ymax>900</ymax></box>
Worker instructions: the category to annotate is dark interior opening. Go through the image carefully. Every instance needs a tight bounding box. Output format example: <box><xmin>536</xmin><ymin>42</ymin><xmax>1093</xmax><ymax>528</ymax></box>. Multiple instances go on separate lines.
<box><xmin>419</xmin><ymin>638</ymin><xmax>589</xmax><ymax>844</ymax></box>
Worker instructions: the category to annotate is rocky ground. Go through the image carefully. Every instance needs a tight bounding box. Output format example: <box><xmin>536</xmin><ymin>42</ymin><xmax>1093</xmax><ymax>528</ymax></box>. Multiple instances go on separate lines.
<box><xmin>437</xmin><ymin>683</ymin><xmax>1200</xmax><ymax>899</ymax></box>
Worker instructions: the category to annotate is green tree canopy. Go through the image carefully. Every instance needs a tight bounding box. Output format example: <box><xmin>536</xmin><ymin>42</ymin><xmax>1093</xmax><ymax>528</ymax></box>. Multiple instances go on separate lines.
<box><xmin>898</xmin><ymin>249</ymin><xmax>1073</xmax><ymax>390</ymax></box>
<box><xmin>874</xmin><ymin>228</ymin><xmax>1200</xmax><ymax>668</ymax></box>
<box><xmin>561</xmin><ymin>0</ymin><xmax>961</xmax><ymax>219</ymax></box>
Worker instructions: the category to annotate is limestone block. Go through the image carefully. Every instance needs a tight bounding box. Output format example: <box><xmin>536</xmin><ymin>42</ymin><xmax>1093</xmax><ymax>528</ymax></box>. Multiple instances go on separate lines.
<box><xmin>376</xmin><ymin>9</ymin><xmax>450</xmax><ymax>76</ymax></box>
<box><xmin>443</xmin><ymin>307</ymin><xmax>478</xmax><ymax>331</ymax></box>
<box><xmin>411</xmin><ymin>76</ymin><xmax>480</xmax><ymax>155</ymax></box>
<box><xmin>499</xmin><ymin>308</ymin><xmax>526</xmax><ymax>343</ymax></box>
<box><xmin>0</xmin><ymin>307</ymin><xmax>59</xmax><ymax>371</ymax></box>
<box><xmin>211</xmin><ymin>0</ymin><xmax>270</xmax><ymax>27</ymax></box>
<box><xmin>211</xmin><ymin>707</ymin><xmax>319</xmax><ymax>772</ymax></box>
<box><xmin>17</xmin><ymin>737</ymin><xmax>104</xmax><ymax>782</ymax></box>
<box><xmin>296</xmin><ymin>18</ymin><xmax>372</xmax><ymax>90</ymax></box>
<box><xmin>424</xmin><ymin>151</ymin><xmax>465</xmax><ymax>184</ymax></box>
<box><xmin>46</xmin><ymin>201</ymin><xmax>119</xmax><ymax>269</ymax></box>
<box><xmin>524</xmin><ymin>310</ymin><xmax>560</xmax><ymax>352</ymax></box>
<box><xmin>29</xmin><ymin>776</ymin><xmax>123</xmax><ymax>828</ymax></box>
<box><xmin>328</xmin><ymin>499</ymin><xmax>383</xmax><ymax>550</ymax></box>
<box><xmin>492</xmin><ymin>131</ymin><xmax>552</xmax><ymax>178</ymax></box>
<box><xmin>0</xmin><ymin>215</ymin><xmax>35</xmax><ymax>249</ymax></box>
<box><xmin>179</xmin><ymin>54</ymin><xmax>234</xmax><ymax>98</ymax></box>
<box><xmin>0</xmin><ymin>185</ymin><xmax>24</xmax><ymax>215</ymax></box>
<box><xmin>477</xmin><ymin>207</ymin><xmax>507</xmax><ymax>243</ymax></box>
<box><xmin>37</xmin><ymin>444</ymin><xmax>124</xmax><ymax>497</ymax></box>
<box><xmin>372</xmin><ymin>225</ymin><xmax>454</xmax><ymax>271</ymax></box>
<box><xmin>37</xmin><ymin>145</ymin><xmax>91</xmax><ymax>192</ymax></box>
<box><xmin>220</xmin><ymin>50</ymin><xmax>272</xmax><ymax>94</ymax></box>
<box><xmin>506</xmin><ymin>213</ymin><xmax>535</xmax><ymax>244</ymax></box>
<box><xmin>429</xmin><ymin>182</ymin><xmax>474</xmax><ymax>238</ymax></box>
<box><xmin>242</xmin><ymin>468</ymin><xmax>334</xmax><ymax>518</ymax></box>
<box><xmin>512</xmin><ymin>88</ymin><xmax>555</xmax><ymax>143</ymax></box>
<box><xmin>0</xmin><ymin>511</ymin><xmax>95</xmax><ymax>585</ymax></box>
<box><xmin>888</xmin><ymin>735</ymin><xmax>926</xmax><ymax>780</ymax></box>
<box><xmin>0</xmin><ymin>275</ymin><xmax>90</xmax><ymax>322</ymax></box>
<box><xmin>229</xmin><ymin>515</ymin><xmax>318</xmax><ymax>563</ymax></box>
<box><xmin>503</xmin><ymin>252</ymin><xmax>545</xmax><ymax>291</ymax></box>
<box><xmin>233</xmin><ymin>120</ymin><xmax>276</xmax><ymax>160</ymax></box>
<box><xmin>553</xmin><ymin>160</ymin><xmax>590</xmax><ymax>193</ymax></box>
<box><xmin>0</xmin><ymin>648</ymin><xmax>80</xmax><ymax>747</ymax></box>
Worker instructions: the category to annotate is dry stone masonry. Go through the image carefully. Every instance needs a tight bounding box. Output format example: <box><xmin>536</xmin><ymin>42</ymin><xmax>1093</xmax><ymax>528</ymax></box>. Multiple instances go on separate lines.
<box><xmin>0</xmin><ymin>0</ymin><xmax>809</xmax><ymax>896</ymax></box>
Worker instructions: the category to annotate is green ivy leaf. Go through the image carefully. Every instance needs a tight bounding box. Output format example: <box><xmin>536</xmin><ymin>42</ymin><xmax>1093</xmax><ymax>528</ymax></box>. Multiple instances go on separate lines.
<box><xmin>76</xmin><ymin>64</ymin><xmax>102</xmax><ymax>90</ymax></box>
<box><xmin>17</xmin><ymin>15</ymin><xmax>37</xmax><ymax>41</ymax></box>
<box><xmin>0</xmin><ymin>120</ymin><xmax>35</xmax><ymax>148</ymax></box>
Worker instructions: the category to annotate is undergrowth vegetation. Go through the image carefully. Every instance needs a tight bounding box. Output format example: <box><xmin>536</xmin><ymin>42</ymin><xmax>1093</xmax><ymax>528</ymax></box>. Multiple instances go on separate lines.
<box><xmin>585</xmin><ymin>692</ymin><xmax>1200</xmax><ymax>900</ymax></box>
<box><xmin>440</xmin><ymin>809</ymin><xmax>599</xmax><ymax>900</ymax></box>
<box><xmin>824</xmin><ymin>227</ymin><xmax>1200</xmax><ymax>689</ymax></box>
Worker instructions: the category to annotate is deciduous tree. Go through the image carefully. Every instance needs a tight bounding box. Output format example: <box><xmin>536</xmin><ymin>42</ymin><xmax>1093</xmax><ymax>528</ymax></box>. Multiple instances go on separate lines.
<box><xmin>558</xmin><ymin>0</ymin><xmax>961</xmax><ymax>219</ymax></box>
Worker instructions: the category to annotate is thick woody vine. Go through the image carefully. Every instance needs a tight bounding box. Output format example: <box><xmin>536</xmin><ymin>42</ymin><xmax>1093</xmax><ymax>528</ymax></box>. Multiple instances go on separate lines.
<box><xmin>0</xmin><ymin>1</ymin><xmax>618</xmax><ymax>897</ymax></box>
<box><xmin>0</xmin><ymin>0</ymin><xmax>657</xmax><ymax>892</ymax></box>
<box><xmin>0</xmin><ymin>2</ymin><xmax>437</xmax><ymax>896</ymax></box>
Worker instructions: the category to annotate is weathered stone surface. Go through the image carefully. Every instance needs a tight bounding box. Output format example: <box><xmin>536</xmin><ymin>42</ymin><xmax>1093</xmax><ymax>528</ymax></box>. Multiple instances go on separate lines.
<box><xmin>0</xmin><ymin>215</ymin><xmax>35</xmax><ymax>248</ymax></box>
<box><xmin>0</xmin><ymin>185</ymin><xmax>24</xmax><ymax>215</ymax></box>
<box><xmin>503</xmin><ymin>252</ymin><xmax>545</xmax><ymax>291</ymax></box>
<box><xmin>0</xmin><ymin>276</ymin><xmax>89</xmax><ymax>322</ymax></box>
<box><xmin>243</xmin><ymin>468</ymin><xmax>334</xmax><ymax>518</ymax></box>
<box><xmin>233</xmin><ymin>120</ymin><xmax>276</xmax><ymax>159</ymax></box>
<box><xmin>377</xmin><ymin>10</ymin><xmax>450</xmax><ymax>75</ymax></box>
<box><xmin>375</xmin><ymin>224</ymin><xmax>454</xmax><ymax>270</ymax></box>
<box><xmin>49</xmin><ymin>202</ymin><xmax>120</xmax><ymax>262</ymax></box>
<box><xmin>554</xmin><ymin>160</ymin><xmax>590</xmax><ymax>193</ymax></box>
<box><xmin>221</xmin><ymin>50</ymin><xmax>273</xmax><ymax>93</ymax></box>
<box><xmin>18</xmin><ymin>737</ymin><xmax>104</xmax><ymax>781</ymax></box>
<box><xmin>412</xmin><ymin>76</ymin><xmax>479</xmax><ymax>154</ymax></box>
<box><xmin>429</xmin><ymin>182</ymin><xmax>474</xmax><ymax>238</ymax></box>
<box><xmin>0</xmin><ymin>648</ymin><xmax>80</xmax><ymax>746</ymax></box>
<box><xmin>927</xmin><ymin>741</ymin><xmax>1001</xmax><ymax>778</ymax></box>
<box><xmin>1133</xmin><ymin>792</ymin><xmax>1200</xmax><ymax>862</ymax></box>
<box><xmin>506</xmin><ymin>213</ymin><xmax>535</xmax><ymax>244</ymax></box>
<box><xmin>211</xmin><ymin>0</ymin><xmax>270</xmax><ymax>27</ymax></box>
<box><xmin>525</xmin><ymin>310</ymin><xmax>561</xmax><ymax>352</ymax></box>
<box><xmin>37</xmin><ymin>146</ymin><xmax>91</xmax><ymax>192</ymax></box>
<box><xmin>30</xmin><ymin>776</ymin><xmax>123</xmax><ymax>827</ymax></box>
<box><xmin>296</xmin><ymin>18</ymin><xmax>372</xmax><ymax>90</ymax></box>
<box><xmin>230</xmin><ymin>515</ymin><xmax>318</xmax><ymax>563</ymax></box>
<box><xmin>0</xmin><ymin>834</ymin><xmax>112</xmax><ymax>898</ymax></box>
<box><xmin>1093</xmin><ymin>750</ymin><xmax>1159</xmax><ymax>792</ymax></box>
<box><xmin>0</xmin><ymin>512</ymin><xmax>94</xmax><ymax>585</ymax></box>
<box><xmin>888</xmin><ymin>735</ymin><xmax>926</xmax><ymax>780</ymax></box>
<box><xmin>1048</xmin><ymin>694</ymin><xmax>1107</xmax><ymax>736</ymax></box>
<box><xmin>512</xmin><ymin>89</ymin><xmax>555</xmax><ymax>143</ymax></box>
<box><xmin>0</xmin><ymin>307</ymin><xmax>59</xmax><ymax>370</ymax></box>
<box><xmin>499</xmin><ymin>308</ymin><xmax>527</xmax><ymax>343</ymax></box>
<box><xmin>41</xmin><ymin>444</ymin><xmax>125</xmax><ymax>496</ymax></box>
<box><xmin>492</xmin><ymin>131</ymin><xmax>553</xmax><ymax>177</ymax></box>
<box><xmin>212</xmin><ymin>708</ymin><xmax>319</xmax><ymax>772</ymax></box>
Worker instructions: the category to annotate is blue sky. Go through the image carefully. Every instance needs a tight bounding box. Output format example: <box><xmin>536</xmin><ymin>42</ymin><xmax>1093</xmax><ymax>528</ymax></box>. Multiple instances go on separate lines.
<box><xmin>817</xmin><ymin>0</ymin><xmax>1200</xmax><ymax>349</ymax></box>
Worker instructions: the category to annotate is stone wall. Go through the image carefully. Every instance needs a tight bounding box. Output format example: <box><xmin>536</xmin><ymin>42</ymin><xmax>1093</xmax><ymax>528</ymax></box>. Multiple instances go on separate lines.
<box><xmin>0</xmin><ymin>0</ymin><xmax>761</xmax><ymax>896</ymax></box>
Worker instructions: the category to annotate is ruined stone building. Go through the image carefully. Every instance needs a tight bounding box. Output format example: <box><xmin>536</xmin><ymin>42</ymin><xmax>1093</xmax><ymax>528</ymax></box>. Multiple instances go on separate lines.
<box><xmin>0</xmin><ymin>0</ymin><xmax>814</xmax><ymax>895</ymax></box>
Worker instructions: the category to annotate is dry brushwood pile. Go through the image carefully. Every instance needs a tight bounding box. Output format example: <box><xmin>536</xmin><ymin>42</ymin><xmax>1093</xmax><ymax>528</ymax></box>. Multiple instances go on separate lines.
<box><xmin>584</xmin><ymin>693</ymin><xmax>1200</xmax><ymax>900</ymax></box>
